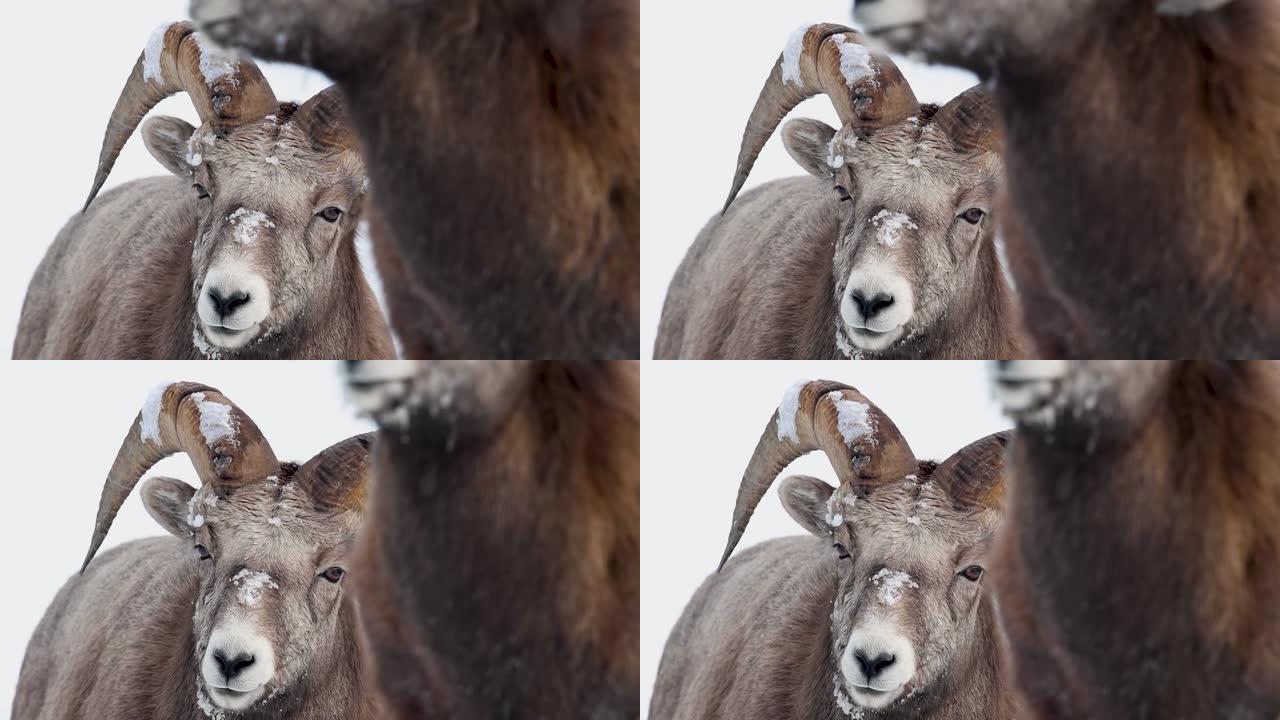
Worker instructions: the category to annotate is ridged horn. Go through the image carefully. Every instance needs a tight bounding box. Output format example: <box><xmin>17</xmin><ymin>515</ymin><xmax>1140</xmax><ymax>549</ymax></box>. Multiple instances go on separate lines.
<box><xmin>294</xmin><ymin>433</ymin><xmax>375</xmax><ymax>511</ymax></box>
<box><xmin>723</xmin><ymin>23</ymin><xmax>919</xmax><ymax>212</ymax></box>
<box><xmin>84</xmin><ymin>21</ymin><xmax>279</xmax><ymax>210</ymax></box>
<box><xmin>934</xmin><ymin>84</ymin><xmax>1000</xmax><ymax>153</ymax></box>
<box><xmin>81</xmin><ymin>382</ymin><xmax>279</xmax><ymax>572</ymax></box>
<box><xmin>717</xmin><ymin>380</ymin><xmax>916</xmax><ymax>569</ymax></box>
<box><xmin>931</xmin><ymin>432</ymin><xmax>1010</xmax><ymax>509</ymax></box>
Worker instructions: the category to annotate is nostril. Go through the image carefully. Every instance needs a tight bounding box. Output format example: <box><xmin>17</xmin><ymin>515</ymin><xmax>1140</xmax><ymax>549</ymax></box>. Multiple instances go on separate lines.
<box><xmin>851</xmin><ymin>291</ymin><xmax>895</xmax><ymax>320</ymax></box>
<box><xmin>207</xmin><ymin>288</ymin><xmax>250</xmax><ymax>317</ymax></box>
<box><xmin>224</xmin><ymin>291</ymin><xmax>250</xmax><ymax>314</ymax></box>
<box><xmin>864</xmin><ymin>294</ymin><xmax>894</xmax><ymax>319</ymax></box>
<box><xmin>855</xmin><ymin>650</ymin><xmax>896</xmax><ymax>680</ymax></box>
<box><xmin>213</xmin><ymin>649</ymin><xmax>255</xmax><ymax>680</ymax></box>
<box><xmin>851</xmin><ymin>290</ymin><xmax>869</xmax><ymax>318</ymax></box>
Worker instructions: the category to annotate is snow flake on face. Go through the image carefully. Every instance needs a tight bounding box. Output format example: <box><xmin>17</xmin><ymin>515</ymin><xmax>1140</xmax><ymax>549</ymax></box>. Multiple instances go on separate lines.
<box><xmin>906</xmin><ymin>514</ymin><xmax>921</xmax><ymax>526</ymax></box>
<box><xmin>907</xmin><ymin>158</ymin><xmax>922</xmax><ymax>168</ymax></box>
<box><xmin>187</xmin><ymin>494</ymin><xmax>206</xmax><ymax>529</ymax></box>
<box><xmin>226</xmin><ymin>208</ymin><xmax>276</xmax><ymax>246</ymax></box>
<box><xmin>232</xmin><ymin>569</ymin><xmax>279</xmax><ymax>607</ymax></box>
<box><xmin>825</xmin><ymin>391</ymin><xmax>875</xmax><ymax>446</ymax></box>
<box><xmin>831</xmin><ymin>34</ymin><xmax>876</xmax><ymax>90</ymax></box>
<box><xmin>192</xmin><ymin>327</ymin><xmax>223</xmax><ymax>359</ymax></box>
<box><xmin>196</xmin><ymin>682</ymin><xmax>226</xmax><ymax>719</ymax></box>
<box><xmin>776</xmin><ymin>380</ymin><xmax>811</xmax><ymax>441</ymax></box>
<box><xmin>264</xmin><ymin>155</ymin><xmax>280</xmax><ymax>167</ymax></box>
<box><xmin>870</xmin><ymin>209</ymin><xmax>919</xmax><ymax>247</ymax></box>
<box><xmin>189</xmin><ymin>392</ymin><xmax>239</xmax><ymax>449</ymax></box>
<box><xmin>826</xmin><ymin>492</ymin><xmax>853</xmax><ymax>527</ymax></box>
<box><xmin>268</xmin><ymin>516</ymin><xmax>282</xmax><ymax>527</ymax></box>
<box><xmin>187</xmin><ymin>150</ymin><xmax>203</xmax><ymax>167</ymax></box>
<box><xmin>143</xmin><ymin>24</ymin><xmax>169</xmax><ymax>84</ymax></box>
<box><xmin>782</xmin><ymin>24</ymin><xmax>816</xmax><ymax>86</ymax></box>
<box><xmin>872</xmin><ymin>568</ymin><xmax>919</xmax><ymax>606</ymax></box>
<box><xmin>139</xmin><ymin>383</ymin><xmax>172</xmax><ymax>443</ymax></box>
<box><xmin>833</xmin><ymin>674</ymin><xmax>864</xmax><ymax>718</ymax></box>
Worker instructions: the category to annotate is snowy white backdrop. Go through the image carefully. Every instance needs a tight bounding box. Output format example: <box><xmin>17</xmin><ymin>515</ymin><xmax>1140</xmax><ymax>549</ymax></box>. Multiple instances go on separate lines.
<box><xmin>0</xmin><ymin>2</ymin><xmax>390</xmax><ymax>356</ymax></box>
<box><xmin>0</xmin><ymin>362</ymin><xmax>373</xmax><ymax>713</ymax></box>
<box><xmin>640</xmin><ymin>1</ymin><xmax>978</xmax><ymax>357</ymax></box>
<box><xmin>640</xmin><ymin>361</ymin><xmax>1011</xmax><ymax>717</ymax></box>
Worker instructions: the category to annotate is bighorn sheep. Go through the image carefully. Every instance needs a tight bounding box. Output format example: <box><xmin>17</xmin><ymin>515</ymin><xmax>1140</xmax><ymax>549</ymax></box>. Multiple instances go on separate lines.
<box><xmin>12</xmin><ymin>382</ymin><xmax>384</xmax><ymax>719</ymax></box>
<box><xmin>856</xmin><ymin>0</ymin><xmax>1280</xmax><ymax>357</ymax></box>
<box><xmin>13</xmin><ymin>22</ymin><xmax>394</xmax><ymax>360</ymax></box>
<box><xmin>190</xmin><ymin>0</ymin><xmax>640</xmax><ymax>359</ymax></box>
<box><xmin>992</xmin><ymin>360</ymin><xmax>1280</xmax><ymax>718</ymax></box>
<box><xmin>345</xmin><ymin>360</ymin><xmax>639</xmax><ymax>718</ymax></box>
<box><xmin>655</xmin><ymin>24</ymin><xmax>1025</xmax><ymax>360</ymax></box>
<box><xmin>650</xmin><ymin>380</ymin><xmax>1017</xmax><ymax>719</ymax></box>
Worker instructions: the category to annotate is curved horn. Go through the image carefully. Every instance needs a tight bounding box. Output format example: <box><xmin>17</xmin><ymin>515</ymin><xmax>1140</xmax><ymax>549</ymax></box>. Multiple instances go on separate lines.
<box><xmin>294</xmin><ymin>86</ymin><xmax>359</xmax><ymax>153</ymax></box>
<box><xmin>294</xmin><ymin>433</ymin><xmax>375</xmax><ymax>511</ymax></box>
<box><xmin>82</xmin><ymin>382</ymin><xmax>279</xmax><ymax>572</ymax></box>
<box><xmin>934</xmin><ymin>84</ymin><xmax>1000</xmax><ymax>153</ymax></box>
<box><xmin>931</xmin><ymin>432</ymin><xmax>1010</xmax><ymax>509</ymax></box>
<box><xmin>717</xmin><ymin>380</ymin><xmax>916</xmax><ymax>569</ymax></box>
<box><xmin>84</xmin><ymin>21</ymin><xmax>280</xmax><ymax>210</ymax></box>
<box><xmin>723</xmin><ymin>23</ymin><xmax>919</xmax><ymax>211</ymax></box>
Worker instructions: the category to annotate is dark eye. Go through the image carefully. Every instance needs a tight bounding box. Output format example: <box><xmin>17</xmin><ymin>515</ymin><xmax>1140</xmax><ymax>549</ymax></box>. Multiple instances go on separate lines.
<box><xmin>194</xmin><ymin>544</ymin><xmax>212</xmax><ymax>561</ymax></box>
<box><xmin>320</xmin><ymin>566</ymin><xmax>346</xmax><ymax>583</ymax></box>
<box><xmin>833</xmin><ymin>543</ymin><xmax>851</xmax><ymax>560</ymax></box>
<box><xmin>959</xmin><ymin>208</ymin><xmax>985</xmax><ymax>225</ymax></box>
<box><xmin>317</xmin><ymin>206</ymin><xmax>343</xmax><ymax>223</ymax></box>
<box><xmin>959</xmin><ymin>565</ymin><xmax>984</xmax><ymax>582</ymax></box>
<box><xmin>834</xmin><ymin>185</ymin><xmax>852</xmax><ymax>202</ymax></box>
<box><xmin>194</xmin><ymin>183</ymin><xmax>209</xmax><ymax>199</ymax></box>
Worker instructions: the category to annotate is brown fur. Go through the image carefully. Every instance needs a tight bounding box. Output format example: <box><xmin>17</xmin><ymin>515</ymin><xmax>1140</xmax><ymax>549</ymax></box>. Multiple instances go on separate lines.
<box><xmin>195</xmin><ymin>0</ymin><xmax>640</xmax><ymax>359</ymax></box>
<box><xmin>348</xmin><ymin>361</ymin><xmax>638</xmax><ymax>718</ymax></box>
<box><xmin>995</xmin><ymin>361</ymin><xmax>1280</xmax><ymax>718</ymax></box>
<box><xmin>655</xmin><ymin>177</ymin><xmax>1026</xmax><ymax>359</ymax></box>
<box><xmin>13</xmin><ymin>537</ymin><xmax>383</xmax><ymax>720</ymax></box>
<box><xmin>14</xmin><ymin>105</ymin><xmax>395</xmax><ymax>360</ymax></box>
<box><xmin>880</xmin><ymin>0</ymin><xmax>1280</xmax><ymax>356</ymax></box>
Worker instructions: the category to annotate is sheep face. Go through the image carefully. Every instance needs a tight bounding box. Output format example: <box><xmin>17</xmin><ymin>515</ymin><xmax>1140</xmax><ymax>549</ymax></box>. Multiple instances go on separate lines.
<box><xmin>140</xmin><ymin>475</ymin><xmax>362</xmax><ymax>713</ymax></box>
<box><xmin>780</xmin><ymin>474</ymin><xmax>1000</xmax><ymax>711</ymax></box>
<box><xmin>141</xmin><ymin>113</ymin><xmax>368</xmax><ymax>357</ymax></box>
<box><xmin>782</xmin><ymin>116</ymin><xmax>1002</xmax><ymax>356</ymax></box>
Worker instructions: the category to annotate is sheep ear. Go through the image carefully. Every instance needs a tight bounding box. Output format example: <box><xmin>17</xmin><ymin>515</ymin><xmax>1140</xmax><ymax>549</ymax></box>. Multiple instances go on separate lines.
<box><xmin>778</xmin><ymin>475</ymin><xmax>837</xmax><ymax>538</ymax></box>
<box><xmin>782</xmin><ymin>119</ymin><xmax>840</xmax><ymax>180</ymax></box>
<box><xmin>141</xmin><ymin>477</ymin><xmax>198</xmax><ymax>539</ymax></box>
<box><xmin>142</xmin><ymin>116</ymin><xmax>198</xmax><ymax>178</ymax></box>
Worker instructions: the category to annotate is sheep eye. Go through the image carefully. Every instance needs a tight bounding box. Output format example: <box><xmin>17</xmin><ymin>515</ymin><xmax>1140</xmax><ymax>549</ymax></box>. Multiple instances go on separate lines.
<box><xmin>834</xmin><ymin>185</ymin><xmax>852</xmax><ymax>202</ymax></box>
<box><xmin>194</xmin><ymin>544</ymin><xmax>212</xmax><ymax>561</ymax></box>
<box><xmin>193</xmin><ymin>183</ymin><xmax>209</xmax><ymax>199</ymax></box>
<box><xmin>960</xmin><ymin>208</ymin><xmax>985</xmax><ymax>225</ymax></box>
<box><xmin>959</xmin><ymin>565</ymin><xmax>984</xmax><ymax>582</ymax></box>
<box><xmin>317</xmin><ymin>206</ymin><xmax>343</xmax><ymax>223</ymax></box>
<box><xmin>320</xmin><ymin>566</ymin><xmax>346</xmax><ymax>583</ymax></box>
<box><xmin>833</xmin><ymin>543</ymin><xmax>851</xmax><ymax>560</ymax></box>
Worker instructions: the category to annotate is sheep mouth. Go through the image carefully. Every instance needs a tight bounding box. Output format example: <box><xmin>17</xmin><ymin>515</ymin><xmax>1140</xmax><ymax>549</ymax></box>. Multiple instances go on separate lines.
<box><xmin>846</xmin><ymin>325</ymin><xmax>906</xmax><ymax>352</ymax></box>
<box><xmin>200</xmin><ymin>322</ymin><xmax>263</xmax><ymax>350</ymax></box>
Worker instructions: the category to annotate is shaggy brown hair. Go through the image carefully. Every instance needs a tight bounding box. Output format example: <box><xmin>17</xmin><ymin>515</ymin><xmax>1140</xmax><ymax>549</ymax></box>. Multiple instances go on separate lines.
<box><xmin>353</xmin><ymin>361</ymin><xmax>639</xmax><ymax>718</ymax></box>
<box><xmin>996</xmin><ymin>361</ymin><xmax>1280</xmax><ymax>718</ymax></box>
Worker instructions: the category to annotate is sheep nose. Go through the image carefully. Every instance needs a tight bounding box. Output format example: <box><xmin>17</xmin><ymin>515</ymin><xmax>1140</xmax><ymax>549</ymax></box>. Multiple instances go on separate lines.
<box><xmin>854</xmin><ymin>649</ymin><xmax>896</xmax><ymax>681</ymax></box>
<box><xmin>851</xmin><ymin>290</ymin><xmax>895</xmax><ymax>320</ymax></box>
<box><xmin>208</xmin><ymin>288</ymin><xmax>251</xmax><ymax>318</ymax></box>
<box><xmin>213</xmin><ymin>649</ymin><xmax>256</xmax><ymax>680</ymax></box>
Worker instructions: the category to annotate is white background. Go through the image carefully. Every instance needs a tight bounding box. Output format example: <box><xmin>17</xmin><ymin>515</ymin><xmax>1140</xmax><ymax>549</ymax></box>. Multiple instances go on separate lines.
<box><xmin>0</xmin><ymin>2</ymin><xmax>388</xmax><ymax>355</ymax></box>
<box><xmin>640</xmin><ymin>361</ymin><xmax>1010</xmax><ymax>717</ymax></box>
<box><xmin>639</xmin><ymin>1</ymin><xmax>977</xmax><ymax>356</ymax></box>
<box><xmin>0</xmin><ymin>362</ymin><xmax>373</xmax><ymax>713</ymax></box>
